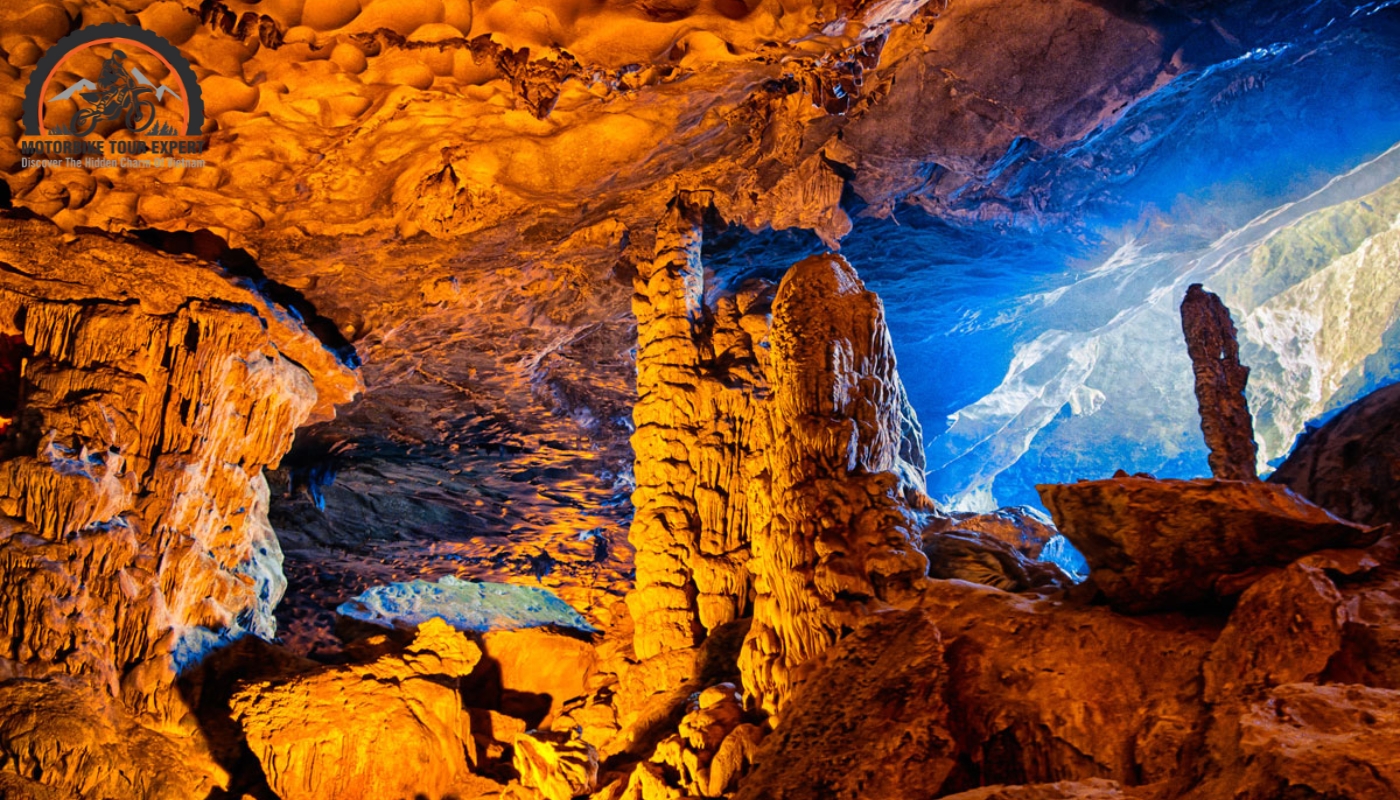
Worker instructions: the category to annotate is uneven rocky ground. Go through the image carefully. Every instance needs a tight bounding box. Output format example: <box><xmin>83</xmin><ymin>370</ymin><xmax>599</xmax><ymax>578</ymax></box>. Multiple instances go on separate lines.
<box><xmin>1</xmin><ymin>0</ymin><xmax>1400</xmax><ymax>798</ymax></box>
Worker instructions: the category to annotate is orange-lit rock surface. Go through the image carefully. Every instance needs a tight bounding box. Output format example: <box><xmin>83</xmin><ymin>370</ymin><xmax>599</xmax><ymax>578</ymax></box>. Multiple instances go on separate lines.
<box><xmin>2</xmin><ymin>0</ymin><xmax>1400</xmax><ymax>798</ymax></box>
<box><xmin>626</xmin><ymin>239</ymin><xmax>930</xmax><ymax>719</ymax></box>
<box><xmin>741</xmin><ymin>252</ymin><xmax>930</xmax><ymax>716</ymax></box>
<box><xmin>0</xmin><ymin>0</ymin><xmax>1223</xmax><ymax>657</ymax></box>
<box><xmin>0</xmin><ymin>676</ymin><xmax>227</xmax><ymax>798</ymax></box>
<box><xmin>0</xmin><ymin>211</ymin><xmax>359</xmax><ymax>700</ymax></box>
<box><xmin>1038</xmin><ymin>476</ymin><xmax>1378</xmax><ymax>613</ymax></box>
<box><xmin>231</xmin><ymin>618</ymin><xmax>482</xmax><ymax>800</ymax></box>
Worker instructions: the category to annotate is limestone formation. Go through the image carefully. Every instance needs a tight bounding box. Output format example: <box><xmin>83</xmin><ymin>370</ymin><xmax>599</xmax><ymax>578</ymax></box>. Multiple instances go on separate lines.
<box><xmin>924</xmin><ymin>581</ymin><xmax>1214</xmax><ymax>791</ymax></box>
<box><xmin>0</xmin><ymin>216</ymin><xmax>360</xmax><ymax>731</ymax></box>
<box><xmin>625</xmin><ymin>236</ymin><xmax>932</xmax><ymax>740</ymax></box>
<box><xmin>924</xmin><ymin>506</ymin><xmax>1060</xmax><ymax>559</ymax></box>
<box><xmin>939</xmin><ymin>781</ymin><xmax>1152</xmax><ymax>800</ymax></box>
<box><xmin>1201</xmin><ymin>562</ymin><xmax>1345</xmax><ymax>704</ymax></box>
<box><xmin>1186</xmin><ymin>683</ymin><xmax>1400</xmax><ymax>799</ymax></box>
<box><xmin>1038</xmin><ymin>476</ymin><xmax>1377</xmax><ymax>612</ymax></box>
<box><xmin>644</xmin><ymin>683</ymin><xmax>763</xmax><ymax>798</ymax></box>
<box><xmin>728</xmin><ymin>522</ymin><xmax>1400</xmax><ymax>799</ymax></box>
<box><xmin>739</xmin><ymin>254</ymin><xmax>930</xmax><ymax>717</ymax></box>
<box><xmin>626</xmin><ymin>201</ymin><xmax>929</xmax><ymax>717</ymax></box>
<box><xmin>626</xmin><ymin>193</ymin><xmax>722</xmax><ymax>663</ymax></box>
<box><xmin>736</xmin><ymin>610</ymin><xmax>957</xmax><ymax>800</ymax></box>
<box><xmin>923</xmin><ymin>529</ymin><xmax>1070</xmax><ymax>592</ymax></box>
<box><xmin>513</xmin><ymin>729</ymin><xmax>600</xmax><ymax>800</ymax></box>
<box><xmin>2</xmin><ymin>0</ymin><xmax>1397</xmax><ymax>797</ymax></box>
<box><xmin>1180</xmin><ymin>284</ymin><xmax>1258</xmax><ymax>481</ymax></box>
<box><xmin>230</xmin><ymin>618</ymin><xmax>481</xmax><ymax>800</ymax></box>
<box><xmin>0</xmin><ymin>677</ymin><xmax>225</xmax><ymax>799</ymax></box>
<box><xmin>468</xmin><ymin>627</ymin><xmax>599</xmax><ymax>727</ymax></box>
<box><xmin>1319</xmin><ymin>534</ymin><xmax>1400</xmax><ymax>690</ymax></box>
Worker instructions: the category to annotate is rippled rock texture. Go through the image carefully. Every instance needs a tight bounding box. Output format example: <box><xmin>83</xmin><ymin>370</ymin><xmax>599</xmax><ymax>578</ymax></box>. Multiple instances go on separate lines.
<box><xmin>0</xmin><ymin>214</ymin><xmax>359</xmax><ymax>794</ymax></box>
<box><xmin>627</xmin><ymin>234</ymin><xmax>929</xmax><ymax>718</ymax></box>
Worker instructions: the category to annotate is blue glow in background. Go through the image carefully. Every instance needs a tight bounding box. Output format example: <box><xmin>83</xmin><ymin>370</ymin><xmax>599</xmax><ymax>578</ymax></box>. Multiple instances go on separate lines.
<box><xmin>707</xmin><ymin>2</ymin><xmax>1400</xmax><ymax>511</ymax></box>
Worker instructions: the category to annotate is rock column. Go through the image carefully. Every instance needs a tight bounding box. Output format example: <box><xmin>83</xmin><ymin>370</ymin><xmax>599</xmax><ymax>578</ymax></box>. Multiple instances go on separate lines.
<box><xmin>1181</xmin><ymin>283</ymin><xmax>1258</xmax><ymax>481</ymax></box>
<box><xmin>738</xmin><ymin>254</ymin><xmax>929</xmax><ymax>718</ymax></box>
<box><xmin>627</xmin><ymin>194</ymin><xmax>712</xmax><ymax>662</ymax></box>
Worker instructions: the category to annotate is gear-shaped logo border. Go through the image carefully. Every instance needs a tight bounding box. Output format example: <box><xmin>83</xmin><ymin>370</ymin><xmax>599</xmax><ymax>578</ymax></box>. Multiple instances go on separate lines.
<box><xmin>22</xmin><ymin>22</ymin><xmax>205</xmax><ymax>137</ymax></box>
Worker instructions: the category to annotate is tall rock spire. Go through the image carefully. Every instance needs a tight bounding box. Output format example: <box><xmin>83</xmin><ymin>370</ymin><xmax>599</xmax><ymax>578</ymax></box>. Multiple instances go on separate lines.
<box><xmin>1181</xmin><ymin>283</ymin><xmax>1258</xmax><ymax>481</ymax></box>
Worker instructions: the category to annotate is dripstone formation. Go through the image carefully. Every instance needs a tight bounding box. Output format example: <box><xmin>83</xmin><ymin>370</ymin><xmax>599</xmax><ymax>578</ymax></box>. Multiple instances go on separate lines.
<box><xmin>626</xmin><ymin>196</ymin><xmax>930</xmax><ymax>720</ymax></box>
<box><xmin>2</xmin><ymin>0</ymin><xmax>1400</xmax><ymax>797</ymax></box>
<box><xmin>1181</xmin><ymin>283</ymin><xmax>1258</xmax><ymax>481</ymax></box>
<box><xmin>0</xmin><ymin>215</ymin><xmax>360</xmax><ymax>794</ymax></box>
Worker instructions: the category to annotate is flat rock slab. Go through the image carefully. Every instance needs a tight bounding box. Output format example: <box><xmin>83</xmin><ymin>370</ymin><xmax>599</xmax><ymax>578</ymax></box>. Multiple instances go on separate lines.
<box><xmin>337</xmin><ymin>575</ymin><xmax>598</xmax><ymax>634</ymax></box>
<box><xmin>1038</xmin><ymin>477</ymin><xmax>1377</xmax><ymax>613</ymax></box>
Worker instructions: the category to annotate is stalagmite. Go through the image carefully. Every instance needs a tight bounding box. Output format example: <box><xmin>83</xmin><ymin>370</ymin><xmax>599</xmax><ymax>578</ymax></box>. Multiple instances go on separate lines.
<box><xmin>626</xmin><ymin>192</ymin><xmax>770</xmax><ymax>667</ymax></box>
<box><xmin>738</xmin><ymin>254</ymin><xmax>930</xmax><ymax>717</ymax></box>
<box><xmin>625</xmin><ymin>227</ymin><xmax>931</xmax><ymax>720</ymax></box>
<box><xmin>626</xmin><ymin>193</ymin><xmax>711</xmax><ymax>663</ymax></box>
<box><xmin>1180</xmin><ymin>283</ymin><xmax>1258</xmax><ymax>481</ymax></box>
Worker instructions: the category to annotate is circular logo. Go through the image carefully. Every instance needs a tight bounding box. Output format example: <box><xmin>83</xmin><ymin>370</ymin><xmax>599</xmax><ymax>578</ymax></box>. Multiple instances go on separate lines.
<box><xmin>22</xmin><ymin>22</ymin><xmax>205</xmax><ymax>139</ymax></box>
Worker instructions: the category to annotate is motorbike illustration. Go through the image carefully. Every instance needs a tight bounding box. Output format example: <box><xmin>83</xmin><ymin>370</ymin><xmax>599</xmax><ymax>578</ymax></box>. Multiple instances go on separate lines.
<box><xmin>70</xmin><ymin>50</ymin><xmax>157</xmax><ymax>136</ymax></box>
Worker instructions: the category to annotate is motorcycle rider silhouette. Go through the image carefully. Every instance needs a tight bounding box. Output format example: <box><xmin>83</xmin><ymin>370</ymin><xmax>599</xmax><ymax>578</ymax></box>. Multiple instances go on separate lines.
<box><xmin>71</xmin><ymin>50</ymin><xmax>157</xmax><ymax>136</ymax></box>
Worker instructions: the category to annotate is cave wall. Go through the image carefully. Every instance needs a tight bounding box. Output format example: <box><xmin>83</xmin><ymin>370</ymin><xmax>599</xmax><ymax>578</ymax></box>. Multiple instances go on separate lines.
<box><xmin>0</xmin><ymin>215</ymin><xmax>360</xmax><ymax>727</ymax></box>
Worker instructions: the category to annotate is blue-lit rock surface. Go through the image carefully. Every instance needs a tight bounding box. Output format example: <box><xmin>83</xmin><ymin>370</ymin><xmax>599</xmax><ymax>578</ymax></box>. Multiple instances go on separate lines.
<box><xmin>337</xmin><ymin>576</ymin><xmax>598</xmax><ymax>635</ymax></box>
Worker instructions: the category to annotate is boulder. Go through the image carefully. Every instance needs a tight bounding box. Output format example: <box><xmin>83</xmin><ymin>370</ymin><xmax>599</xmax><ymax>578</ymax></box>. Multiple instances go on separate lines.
<box><xmin>926</xmin><ymin>506</ymin><xmax>1059</xmax><ymax>559</ymax></box>
<box><xmin>230</xmin><ymin>618</ymin><xmax>480</xmax><ymax>800</ymax></box>
<box><xmin>466</xmin><ymin>627</ymin><xmax>599</xmax><ymax>728</ymax></box>
<box><xmin>1186</xmin><ymin>683</ymin><xmax>1400</xmax><ymax>800</ymax></box>
<box><xmin>0</xmin><ymin>677</ymin><xmax>224</xmax><ymax>799</ymax></box>
<box><xmin>0</xmin><ymin>773</ymin><xmax>67</xmax><ymax>800</ymax></box>
<box><xmin>647</xmin><ymin>683</ymin><xmax>763</xmax><ymax>798</ymax></box>
<box><xmin>1202</xmin><ymin>563</ymin><xmax>1345</xmax><ymax>704</ymax></box>
<box><xmin>513</xmin><ymin>729</ymin><xmax>599</xmax><ymax>800</ymax></box>
<box><xmin>924</xmin><ymin>529</ymin><xmax>1070</xmax><ymax>592</ymax></box>
<box><xmin>1270</xmin><ymin>381</ymin><xmax>1400</xmax><ymax>529</ymax></box>
<box><xmin>336</xmin><ymin>575</ymin><xmax>598</xmax><ymax>636</ymax></box>
<box><xmin>1320</xmin><ymin>535</ymin><xmax>1400</xmax><ymax>689</ymax></box>
<box><xmin>924</xmin><ymin>581</ymin><xmax>1214</xmax><ymax>790</ymax></box>
<box><xmin>1038</xmin><ymin>476</ymin><xmax>1377</xmax><ymax>612</ymax></box>
<box><xmin>735</xmin><ymin>610</ymin><xmax>957</xmax><ymax>800</ymax></box>
<box><xmin>939</xmin><ymin>779</ymin><xmax>1153</xmax><ymax>800</ymax></box>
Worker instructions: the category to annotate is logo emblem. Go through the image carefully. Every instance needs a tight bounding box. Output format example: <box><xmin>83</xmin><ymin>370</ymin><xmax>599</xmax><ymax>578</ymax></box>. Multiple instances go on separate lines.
<box><xmin>20</xmin><ymin>23</ymin><xmax>208</xmax><ymax>167</ymax></box>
